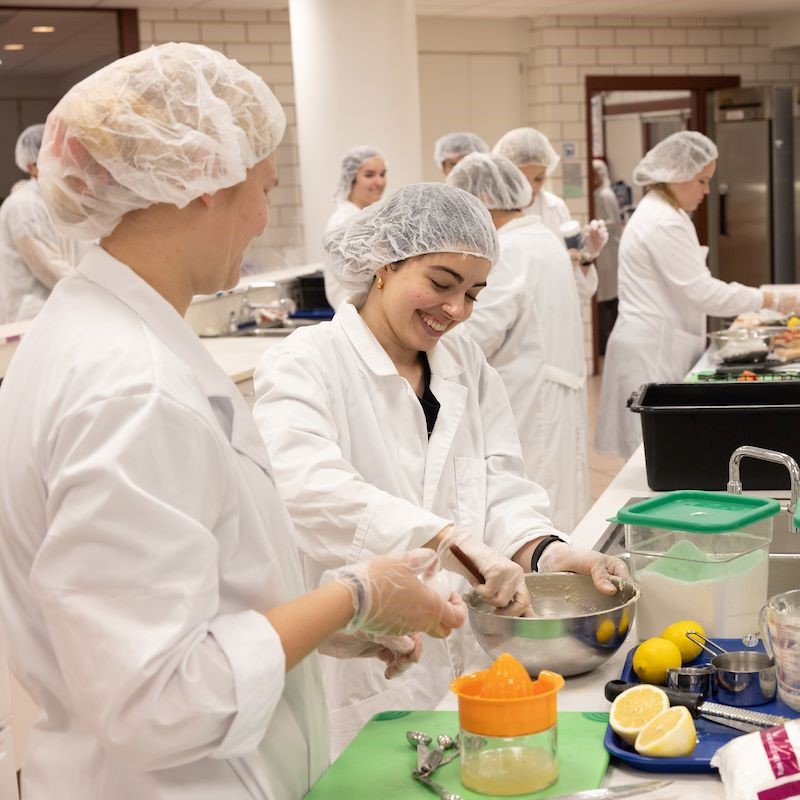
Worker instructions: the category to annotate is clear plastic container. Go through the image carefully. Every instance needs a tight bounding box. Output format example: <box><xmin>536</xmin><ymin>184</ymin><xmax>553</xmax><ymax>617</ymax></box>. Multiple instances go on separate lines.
<box><xmin>451</xmin><ymin>656</ymin><xmax>564</xmax><ymax>797</ymax></box>
<box><xmin>611</xmin><ymin>491</ymin><xmax>778</xmax><ymax>639</ymax></box>
<box><xmin>459</xmin><ymin>728</ymin><xmax>558</xmax><ymax>796</ymax></box>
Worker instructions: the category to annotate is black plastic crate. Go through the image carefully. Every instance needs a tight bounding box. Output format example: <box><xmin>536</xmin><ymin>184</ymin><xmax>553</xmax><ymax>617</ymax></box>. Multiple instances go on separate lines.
<box><xmin>628</xmin><ymin>382</ymin><xmax>800</xmax><ymax>491</ymax></box>
<box><xmin>297</xmin><ymin>271</ymin><xmax>333</xmax><ymax>312</ymax></box>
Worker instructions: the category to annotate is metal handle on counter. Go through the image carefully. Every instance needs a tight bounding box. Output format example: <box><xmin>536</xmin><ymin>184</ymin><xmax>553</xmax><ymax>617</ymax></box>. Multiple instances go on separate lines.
<box><xmin>604</xmin><ymin>680</ymin><xmax>703</xmax><ymax>716</ymax></box>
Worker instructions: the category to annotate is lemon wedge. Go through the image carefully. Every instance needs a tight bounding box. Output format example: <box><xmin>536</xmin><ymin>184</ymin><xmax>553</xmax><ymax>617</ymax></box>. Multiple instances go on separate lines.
<box><xmin>634</xmin><ymin>706</ymin><xmax>697</xmax><ymax>757</ymax></box>
<box><xmin>609</xmin><ymin>684</ymin><xmax>670</xmax><ymax>745</ymax></box>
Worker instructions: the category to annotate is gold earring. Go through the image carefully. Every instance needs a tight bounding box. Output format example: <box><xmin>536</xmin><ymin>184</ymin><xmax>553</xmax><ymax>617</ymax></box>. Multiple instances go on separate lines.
<box><xmin>376</xmin><ymin>275</ymin><xmax>384</xmax><ymax>289</ymax></box>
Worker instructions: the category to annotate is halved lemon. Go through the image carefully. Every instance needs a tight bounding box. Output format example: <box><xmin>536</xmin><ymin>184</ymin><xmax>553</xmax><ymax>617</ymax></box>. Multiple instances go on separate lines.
<box><xmin>609</xmin><ymin>684</ymin><xmax>670</xmax><ymax>745</ymax></box>
<box><xmin>634</xmin><ymin>705</ymin><xmax>697</xmax><ymax>757</ymax></box>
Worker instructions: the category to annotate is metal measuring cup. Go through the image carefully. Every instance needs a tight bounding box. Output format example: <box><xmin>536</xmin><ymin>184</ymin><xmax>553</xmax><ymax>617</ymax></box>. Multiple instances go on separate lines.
<box><xmin>686</xmin><ymin>631</ymin><xmax>776</xmax><ymax>707</ymax></box>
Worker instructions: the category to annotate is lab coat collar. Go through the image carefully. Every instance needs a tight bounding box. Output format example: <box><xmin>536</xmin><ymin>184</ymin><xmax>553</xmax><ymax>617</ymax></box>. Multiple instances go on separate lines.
<box><xmin>76</xmin><ymin>246</ymin><xmax>271</xmax><ymax>470</ymax></box>
<box><xmin>336</xmin><ymin>301</ymin><xmax>464</xmax><ymax>379</ymax></box>
<box><xmin>497</xmin><ymin>214</ymin><xmax>543</xmax><ymax>235</ymax></box>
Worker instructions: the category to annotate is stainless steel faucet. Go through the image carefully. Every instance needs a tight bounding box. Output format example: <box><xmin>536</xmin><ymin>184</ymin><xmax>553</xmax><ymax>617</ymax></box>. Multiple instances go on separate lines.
<box><xmin>727</xmin><ymin>445</ymin><xmax>800</xmax><ymax>533</ymax></box>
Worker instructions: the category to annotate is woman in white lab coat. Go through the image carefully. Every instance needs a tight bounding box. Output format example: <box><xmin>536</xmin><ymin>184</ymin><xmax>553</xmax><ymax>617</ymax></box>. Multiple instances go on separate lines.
<box><xmin>253</xmin><ymin>183</ymin><xmax>628</xmax><ymax>756</ymax></box>
<box><xmin>596</xmin><ymin>131</ymin><xmax>795</xmax><ymax>458</ymax></box>
<box><xmin>493</xmin><ymin>126</ymin><xmax>608</xmax><ymax>300</ymax></box>
<box><xmin>447</xmin><ymin>152</ymin><xmax>589</xmax><ymax>533</ymax></box>
<box><xmin>0</xmin><ymin>44</ymin><xmax>464</xmax><ymax>800</ymax></box>
<box><xmin>323</xmin><ymin>146</ymin><xmax>387</xmax><ymax>309</ymax></box>
<box><xmin>0</xmin><ymin>124</ymin><xmax>85</xmax><ymax>322</ymax></box>
<box><xmin>433</xmin><ymin>131</ymin><xmax>489</xmax><ymax>176</ymax></box>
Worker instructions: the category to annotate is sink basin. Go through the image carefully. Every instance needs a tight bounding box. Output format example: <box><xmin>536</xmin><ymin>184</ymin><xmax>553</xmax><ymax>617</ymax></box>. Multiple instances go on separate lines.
<box><xmin>595</xmin><ymin>496</ymin><xmax>800</xmax><ymax>599</ymax></box>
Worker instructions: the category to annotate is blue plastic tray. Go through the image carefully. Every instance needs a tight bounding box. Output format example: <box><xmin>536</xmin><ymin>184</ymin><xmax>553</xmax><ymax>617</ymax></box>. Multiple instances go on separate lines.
<box><xmin>289</xmin><ymin>308</ymin><xmax>334</xmax><ymax>320</ymax></box>
<box><xmin>604</xmin><ymin>638</ymin><xmax>800</xmax><ymax>773</ymax></box>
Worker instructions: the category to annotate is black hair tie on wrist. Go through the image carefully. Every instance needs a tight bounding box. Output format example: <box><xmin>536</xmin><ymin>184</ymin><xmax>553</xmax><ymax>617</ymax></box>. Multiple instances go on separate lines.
<box><xmin>530</xmin><ymin>535</ymin><xmax>566</xmax><ymax>573</ymax></box>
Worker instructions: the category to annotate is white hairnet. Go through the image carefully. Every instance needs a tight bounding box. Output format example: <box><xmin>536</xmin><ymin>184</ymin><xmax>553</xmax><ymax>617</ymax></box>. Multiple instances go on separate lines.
<box><xmin>492</xmin><ymin>127</ymin><xmax>560</xmax><ymax>175</ymax></box>
<box><xmin>37</xmin><ymin>42</ymin><xmax>286</xmax><ymax>240</ymax></box>
<box><xmin>334</xmin><ymin>145</ymin><xmax>386</xmax><ymax>204</ymax></box>
<box><xmin>324</xmin><ymin>182</ymin><xmax>499</xmax><ymax>291</ymax></box>
<box><xmin>633</xmin><ymin>131</ymin><xmax>718</xmax><ymax>186</ymax></box>
<box><xmin>15</xmin><ymin>124</ymin><xmax>45</xmax><ymax>173</ymax></box>
<box><xmin>593</xmin><ymin>159</ymin><xmax>611</xmax><ymax>188</ymax></box>
<box><xmin>433</xmin><ymin>132</ymin><xmax>488</xmax><ymax>168</ymax></box>
<box><xmin>445</xmin><ymin>152</ymin><xmax>532</xmax><ymax>211</ymax></box>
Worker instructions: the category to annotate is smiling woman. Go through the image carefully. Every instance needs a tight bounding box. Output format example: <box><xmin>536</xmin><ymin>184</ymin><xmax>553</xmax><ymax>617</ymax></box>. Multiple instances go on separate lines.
<box><xmin>252</xmin><ymin>181</ymin><xmax>629</xmax><ymax>758</ymax></box>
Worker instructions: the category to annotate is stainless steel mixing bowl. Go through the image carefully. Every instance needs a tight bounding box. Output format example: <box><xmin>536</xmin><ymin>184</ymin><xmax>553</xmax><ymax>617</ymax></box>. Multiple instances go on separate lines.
<box><xmin>466</xmin><ymin>572</ymin><xmax>640</xmax><ymax>677</ymax></box>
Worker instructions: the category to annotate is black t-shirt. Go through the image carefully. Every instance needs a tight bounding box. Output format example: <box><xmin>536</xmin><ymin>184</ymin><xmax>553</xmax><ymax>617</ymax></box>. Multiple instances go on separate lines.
<box><xmin>417</xmin><ymin>353</ymin><xmax>440</xmax><ymax>438</ymax></box>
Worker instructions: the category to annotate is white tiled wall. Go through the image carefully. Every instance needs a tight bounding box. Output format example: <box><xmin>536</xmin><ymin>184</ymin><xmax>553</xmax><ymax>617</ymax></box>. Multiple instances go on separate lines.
<box><xmin>137</xmin><ymin>7</ymin><xmax>304</xmax><ymax>272</ymax></box>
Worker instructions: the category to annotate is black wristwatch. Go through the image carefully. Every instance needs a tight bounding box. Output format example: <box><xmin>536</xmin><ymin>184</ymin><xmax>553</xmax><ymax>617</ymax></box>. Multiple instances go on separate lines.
<box><xmin>530</xmin><ymin>535</ymin><xmax>566</xmax><ymax>573</ymax></box>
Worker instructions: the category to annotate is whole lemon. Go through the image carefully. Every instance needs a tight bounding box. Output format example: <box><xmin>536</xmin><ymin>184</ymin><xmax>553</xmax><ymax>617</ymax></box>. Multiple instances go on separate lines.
<box><xmin>660</xmin><ymin>620</ymin><xmax>705</xmax><ymax>664</ymax></box>
<box><xmin>632</xmin><ymin>637</ymin><xmax>682</xmax><ymax>685</ymax></box>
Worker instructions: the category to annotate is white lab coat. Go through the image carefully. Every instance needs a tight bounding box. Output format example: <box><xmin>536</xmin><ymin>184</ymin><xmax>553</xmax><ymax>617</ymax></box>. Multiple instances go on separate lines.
<box><xmin>524</xmin><ymin>188</ymin><xmax>598</xmax><ymax>299</ymax></box>
<box><xmin>0</xmin><ymin>179</ymin><xmax>84</xmax><ymax>323</ymax></box>
<box><xmin>323</xmin><ymin>201</ymin><xmax>360</xmax><ymax>309</ymax></box>
<box><xmin>0</xmin><ymin>245</ymin><xmax>328</xmax><ymax>799</ymax></box>
<box><xmin>459</xmin><ymin>215</ymin><xmax>589</xmax><ymax>533</ymax></box>
<box><xmin>596</xmin><ymin>191</ymin><xmax>763</xmax><ymax>458</ymax></box>
<box><xmin>252</xmin><ymin>303</ymin><xmax>561</xmax><ymax>756</ymax></box>
<box><xmin>593</xmin><ymin>184</ymin><xmax>622</xmax><ymax>303</ymax></box>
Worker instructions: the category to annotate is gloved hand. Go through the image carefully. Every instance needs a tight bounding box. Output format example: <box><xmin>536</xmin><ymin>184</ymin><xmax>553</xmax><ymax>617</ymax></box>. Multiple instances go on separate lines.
<box><xmin>580</xmin><ymin>219</ymin><xmax>609</xmax><ymax>260</ymax></box>
<box><xmin>765</xmin><ymin>291</ymin><xmax>800</xmax><ymax>316</ymax></box>
<box><xmin>537</xmin><ymin>541</ymin><xmax>630</xmax><ymax>595</ymax></box>
<box><xmin>320</xmin><ymin>631</ymin><xmax>423</xmax><ymax>679</ymax></box>
<box><xmin>437</xmin><ymin>526</ymin><xmax>532</xmax><ymax>617</ymax></box>
<box><xmin>327</xmin><ymin>549</ymin><xmax>466</xmax><ymax>638</ymax></box>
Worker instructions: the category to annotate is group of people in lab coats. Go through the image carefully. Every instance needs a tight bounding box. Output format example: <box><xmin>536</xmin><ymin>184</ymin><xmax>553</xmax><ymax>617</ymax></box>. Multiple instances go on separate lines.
<box><xmin>1</xmin><ymin>40</ymin><xmax>795</xmax><ymax>800</ymax></box>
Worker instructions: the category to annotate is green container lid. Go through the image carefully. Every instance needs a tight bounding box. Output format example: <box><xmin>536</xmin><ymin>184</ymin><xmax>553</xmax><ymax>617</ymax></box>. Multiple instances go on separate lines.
<box><xmin>609</xmin><ymin>491</ymin><xmax>780</xmax><ymax>533</ymax></box>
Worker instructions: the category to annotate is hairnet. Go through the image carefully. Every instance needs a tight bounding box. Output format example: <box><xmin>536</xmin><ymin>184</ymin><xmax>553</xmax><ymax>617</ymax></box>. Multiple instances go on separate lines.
<box><xmin>492</xmin><ymin>127</ymin><xmax>560</xmax><ymax>175</ymax></box>
<box><xmin>37</xmin><ymin>42</ymin><xmax>286</xmax><ymax>240</ymax></box>
<box><xmin>334</xmin><ymin>145</ymin><xmax>386</xmax><ymax>204</ymax></box>
<box><xmin>433</xmin><ymin>132</ymin><xmax>488</xmax><ymax>168</ymax></box>
<box><xmin>445</xmin><ymin>152</ymin><xmax>532</xmax><ymax>211</ymax></box>
<box><xmin>324</xmin><ymin>182</ymin><xmax>499</xmax><ymax>291</ymax></box>
<box><xmin>14</xmin><ymin>124</ymin><xmax>45</xmax><ymax>173</ymax></box>
<box><xmin>633</xmin><ymin>131</ymin><xmax>718</xmax><ymax>186</ymax></box>
<box><xmin>593</xmin><ymin>159</ymin><xmax>611</xmax><ymax>188</ymax></box>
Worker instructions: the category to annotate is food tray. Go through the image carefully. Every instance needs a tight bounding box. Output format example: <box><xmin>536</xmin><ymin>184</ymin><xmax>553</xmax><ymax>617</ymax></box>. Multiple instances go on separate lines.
<box><xmin>604</xmin><ymin>638</ymin><xmax>800</xmax><ymax>773</ymax></box>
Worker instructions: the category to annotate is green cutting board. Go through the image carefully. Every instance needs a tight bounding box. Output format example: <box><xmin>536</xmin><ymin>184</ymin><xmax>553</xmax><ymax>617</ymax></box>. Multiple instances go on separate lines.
<box><xmin>305</xmin><ymin>710</ymin><xmax>610</xmax><ymax>799</ymax></box>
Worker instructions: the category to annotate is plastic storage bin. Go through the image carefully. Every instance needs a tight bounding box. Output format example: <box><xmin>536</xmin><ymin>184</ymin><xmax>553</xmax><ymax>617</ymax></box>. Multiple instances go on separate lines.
<box><xmin>628</xmin><ymin>382</ymin><xmax>800</xmax><ymax>490</ymax></box>
<box><xmin>611</xmin><ymin>491</ymin><xmax>779</xmax><ymax>639</ymax></box>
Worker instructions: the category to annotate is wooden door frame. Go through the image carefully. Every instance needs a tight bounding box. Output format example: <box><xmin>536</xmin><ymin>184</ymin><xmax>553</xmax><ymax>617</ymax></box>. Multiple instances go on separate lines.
<box><xmin>584</xmin><ymin>74</ymin><xmax>740</xmax><ymax>374</ymax></box>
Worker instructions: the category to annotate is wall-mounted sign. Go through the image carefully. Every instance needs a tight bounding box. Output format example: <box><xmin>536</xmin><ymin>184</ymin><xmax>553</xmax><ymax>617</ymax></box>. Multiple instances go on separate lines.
<box><xmin>561</xmin><ymin>142</ymin><xmax>576</xmax><ymax>158</ymax></box>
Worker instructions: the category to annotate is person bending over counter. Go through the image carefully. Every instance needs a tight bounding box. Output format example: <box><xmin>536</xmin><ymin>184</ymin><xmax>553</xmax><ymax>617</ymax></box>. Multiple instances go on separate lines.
<box><xmin>597</xmin><ymin>131</ymin><xmax>800</xmax><ymax>459</ymax></box>
<box><xmin>252</xmin><ymin>182</ymin><xmax>628</xmax><ymax>757</ymax></box>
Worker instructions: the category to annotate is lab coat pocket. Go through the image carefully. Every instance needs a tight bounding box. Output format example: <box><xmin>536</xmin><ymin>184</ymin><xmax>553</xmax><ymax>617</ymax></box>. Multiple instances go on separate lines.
<box><xmin>453</xmin><ymin>457</ymin><xmax>487</xmax><ymax>532</ymax></box>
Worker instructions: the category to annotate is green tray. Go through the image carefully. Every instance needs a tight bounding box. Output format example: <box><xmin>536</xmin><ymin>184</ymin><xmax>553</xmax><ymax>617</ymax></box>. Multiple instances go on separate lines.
<box><xmin>305</xmin><ymin>710</ymin><xmax>610</xmax><ymax>799</ymax></box>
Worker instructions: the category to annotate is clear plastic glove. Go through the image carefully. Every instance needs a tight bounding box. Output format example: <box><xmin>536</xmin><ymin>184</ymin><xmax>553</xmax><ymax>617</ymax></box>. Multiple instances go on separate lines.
<box><xmin>765</xmin><ymin>291</ymin><xmax>800</xmax><ymax>316</ymax></box>
<box><xmin>567</xmin><ymin>248</ymin><xmax>582</xmax><ymax>267</ymax></box>
<box><xmin>327</xmin><ymin>549</ymin><xmax>467</xmax><ymax>638</ymax></box>
<box><xmin>437</xmin><ymin>526</ymin><xmax>532</xmax><ymax>617</ymax></box>
<box><xmin>580</xmin><ymin>219</ymin><xmax>609</xmax><ymax>260</ymax></box>
<box><xmin>537</xmin><ymin>541</ymin><xmax>630</xmax><ymax>595</ymax></box>
<box><xmin>320</xmin><ymin>631</ymin><xmax>423</xmax><ymax>679</ymax></box>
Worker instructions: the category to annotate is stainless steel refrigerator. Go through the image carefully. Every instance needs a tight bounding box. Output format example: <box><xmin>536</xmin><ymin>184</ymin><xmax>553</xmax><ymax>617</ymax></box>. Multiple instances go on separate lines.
<box><xmin>713</xmin><ymin>85</ymin><xmax>798</xmax><ymax>287</ymax></box>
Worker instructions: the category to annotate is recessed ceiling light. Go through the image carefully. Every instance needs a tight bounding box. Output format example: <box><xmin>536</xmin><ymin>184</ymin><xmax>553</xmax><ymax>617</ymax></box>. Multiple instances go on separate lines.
<box><xmin>32</xmin><ymin>26</ymin><xmax>55</xmax><ymax>33</ymax></box>
<box><xmin>3</xmin><ymin>43</ymin><xmax>24</xmax><ymax>51</ymax></box>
